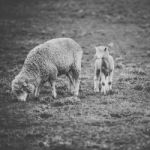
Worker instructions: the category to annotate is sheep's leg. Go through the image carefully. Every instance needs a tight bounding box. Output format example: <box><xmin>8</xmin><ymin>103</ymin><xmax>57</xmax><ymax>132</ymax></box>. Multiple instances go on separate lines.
<box><xmin>108</xmin><ymin>71</ymin><xmax>113</xmax><ymax>92</ymax></box>
<box><xmin>94</xmin><ymin>75</ymin><xmax>99</xmax><ymax>92</ymax></box>
<box><xmin>34</xmin><ymin>85</ymin><xmax>40</xmax><ymax>98</ymax></box>
<box><xmin>72</xmin><ymin>51</ymin><xmax>83</xmax><ymax>96</ymax></box>
<box><xmin>74</xmin><ymin>76</ymin><xmax>80</xmax><ymax>96</ymax></box>
<box><xmin>51</xmin><ymin>81</ymin><xmax>57</xmax><ymax>98</ymax></box>
<box><xmin>94</xmin><ymin>69</ymin><xmax>100</xmax><ymax>92</ymax></box>
<box><xmin>72</xmin><ymin>69</ymin><xmax>80</xmax><ymax>96</ymax></box>
<box><xmin>101</xmin><ymin>73</ymin><xmax>107</xmax><ymax>95</ymax></box>
<box><xmin>49</xmin><ymin>67</ymin><xmax>58</xmax><ymax>98</ymax></box>
<box><xmin>105</xmin><ymin>76</ymin><xmax>109</xmax><ymax>94</ymax></box>
<box><xmin>67</xmin><ymin>72</ymin><xmax>74</xmax><ymax>94</ymax></box>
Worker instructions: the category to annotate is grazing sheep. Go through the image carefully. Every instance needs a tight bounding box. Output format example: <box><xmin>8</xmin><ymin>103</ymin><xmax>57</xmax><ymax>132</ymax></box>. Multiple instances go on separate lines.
<box><xmin>12</xmin><ymin>38</ymin><xmax>83</xmax><ymax>101</ymax></box>
<box><xmin>94</xmin><ymin>44</ymin><xmax>114</xmax><ymax>95</ymax></box>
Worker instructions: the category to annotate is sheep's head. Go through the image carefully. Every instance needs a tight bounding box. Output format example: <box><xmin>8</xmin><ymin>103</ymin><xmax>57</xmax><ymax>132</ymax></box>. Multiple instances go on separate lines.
<box><xmin>95</xmin><ymin>46</ymin><xmax>109</xmax><ymax>58</ymax></box>
<box><xmin>95</xmin><ymin>42</ymin><xmax>114</xmax><ymax>59</ymax></box>
<box><xmin>11</xmin><ymin>76</ymin><xmax>35</xmax><ymax>101</ymax></box>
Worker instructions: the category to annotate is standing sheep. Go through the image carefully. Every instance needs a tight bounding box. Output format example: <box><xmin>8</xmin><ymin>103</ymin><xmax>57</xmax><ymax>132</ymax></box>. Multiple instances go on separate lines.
<box><xmin>94</xmin><ymin>44</ymin><xmax>114</xmax><ymax>95</ymax></box>
<box><xmin>12</xmin><ymin>38</ymin><xmax>83</xmax><ymax>101</ymax></box>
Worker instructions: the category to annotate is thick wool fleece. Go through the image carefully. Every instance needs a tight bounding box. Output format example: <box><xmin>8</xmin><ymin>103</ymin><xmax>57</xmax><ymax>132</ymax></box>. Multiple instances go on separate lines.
<box><xmin>14</xmin><ymin>38</ymin><xmax>83</xmax><ymax>89</ymax></box>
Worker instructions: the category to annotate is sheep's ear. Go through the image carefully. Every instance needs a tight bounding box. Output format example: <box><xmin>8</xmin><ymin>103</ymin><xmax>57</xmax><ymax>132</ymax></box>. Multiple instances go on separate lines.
<box><xmin>104</xmin><ymin>47</ymin><xmax>109</xmax><ymax>57</ymax></box>
<box><xmin>108</xmin><ymin>42</ymin><xmax>114</xmax><ymax>48</ymax></box>
<box><xmin>104</xmin><ymin>47</ymin><xmax>108</xmax><ymax>52</ymax></box>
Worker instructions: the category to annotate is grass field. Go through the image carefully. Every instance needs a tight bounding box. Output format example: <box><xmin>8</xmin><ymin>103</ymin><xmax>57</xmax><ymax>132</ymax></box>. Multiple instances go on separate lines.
<box><xmin>0</xmin><ymin>0</ymin><xmax>150</xmax><ymax>149</ymax></box>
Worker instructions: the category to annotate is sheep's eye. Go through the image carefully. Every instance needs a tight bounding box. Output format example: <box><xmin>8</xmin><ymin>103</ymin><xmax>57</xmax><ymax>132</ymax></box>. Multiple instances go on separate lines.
<box><xmin>104</xmin><ymin>48</ymin><xmax>107</xmax><ymax>51</ymax></box>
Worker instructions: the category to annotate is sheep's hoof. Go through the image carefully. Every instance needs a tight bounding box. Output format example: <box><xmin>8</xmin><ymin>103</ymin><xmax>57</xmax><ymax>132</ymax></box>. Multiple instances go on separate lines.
<box><xmin>34</xmin><ymin>94</ymin><xmax>39</xmax><ymax>98</ymax></box>
<box><xmin>94</xmin><ymin>88</ymin><xmax>99</xmax><ymax>93</ymax></box>
<box><xmin>108</xmin><ymin>90</ymin><xmax>113</xmax><ymax>95</ymax></box>
<box><xmin>73</xmin><ymin>92</ymin><xmax>79</xmax><ymax>97</ymax></box>
<box><xmin>19</xmin><ymin>99</ymin><xmax>26</xmax><ymax>102</ymax></box>
<box><xmin>101</xmin><ymin>91</ymin><xmax>106</xmax><ymax>95</ymax></box>
<box><xmin>34</xmin><ymin>97</ymin><xmax>39</xmax><ymax>101</ymax></box>
<box><xmin>52</xmin><ymin>94</ymin><xmax>57</xmax><ymax>99</ymax></box>
<box><xmin>34</xmin><ymin>93</ymin><xmax>39</xmax><ymax>98</ymax></box>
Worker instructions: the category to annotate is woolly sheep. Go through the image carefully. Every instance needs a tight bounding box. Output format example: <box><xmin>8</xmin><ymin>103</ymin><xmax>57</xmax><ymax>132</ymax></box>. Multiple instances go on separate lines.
<box><xmin>12</xmin><ymin>38</ymin><xmax>83</xmax><ymax>101</ymax></box>
<box><xmin>94</xmin><ymin>44</ymin><xmax>114</xmax><ymax>95</ymax></box>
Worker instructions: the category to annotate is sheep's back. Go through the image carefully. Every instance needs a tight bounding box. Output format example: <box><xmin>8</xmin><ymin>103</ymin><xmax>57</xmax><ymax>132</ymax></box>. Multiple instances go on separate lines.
<box><xmin>25</xmin><ymin>38</ymin><xmax>82</xmax><ymax>75</ymax></box>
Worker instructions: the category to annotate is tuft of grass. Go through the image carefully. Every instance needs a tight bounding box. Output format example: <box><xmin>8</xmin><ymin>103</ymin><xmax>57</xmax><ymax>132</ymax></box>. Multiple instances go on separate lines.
<box><xmin>132</xmin><ymin>68</ymin><xmax>146</xmax><ymax>76</ymax></box>
<box><xmin>145</xmin><ymin>86</ymin><xmax>150</xmax><ymax>92</ymax></box>
<box><xmin>40</xmin><ymin>113</ymin><xmax>53</xmax><ymax>119</ymax></box>
<box><xmin>107</xmin><ymin>101</ymin><xmax>142</xmax><ymax>118</ymax></box>
<box><xmin>144</xmin><ymin>82</ymin><xmax>150</xmax><ymax>92</ymax></box>
<box><xmin>134</xmin><ymin>84</ymin><xmax>143</xmax><ymax>91</ymax></box>
<box><xmin>115</xmin><ymin>63</ymin><xmax>124</xmax><ymax>69</ymax></box>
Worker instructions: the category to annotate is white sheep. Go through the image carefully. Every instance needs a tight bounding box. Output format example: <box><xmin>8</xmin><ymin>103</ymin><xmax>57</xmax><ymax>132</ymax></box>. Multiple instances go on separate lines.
<box><xmin>94</xmin><ymin>44</ymin><xmax>114</xmax><ymax>95</ymax></box>
<box><xmin>12</xmin><ymin>38</ymin><xmax>83</xmax><ymax>101</ymax></box>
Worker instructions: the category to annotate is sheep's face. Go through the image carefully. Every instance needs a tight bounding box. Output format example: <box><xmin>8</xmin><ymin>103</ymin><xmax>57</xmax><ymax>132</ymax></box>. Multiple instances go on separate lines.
<box><xmin>11</xmin><ymin>78</ymin><xmax>35</xmax><ymax>101</ymax></box>
<box><xmin>95</xmin><ymin>46</ymin><xmax>109</xmax><ymax>58</ymax></box>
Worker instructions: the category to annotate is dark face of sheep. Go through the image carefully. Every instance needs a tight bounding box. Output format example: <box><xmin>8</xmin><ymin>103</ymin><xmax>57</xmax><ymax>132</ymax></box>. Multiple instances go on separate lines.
<box><xmin>11</xmin><ymin>78</ymin><xmax>35</xmax><ymax>101</ymax></box>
